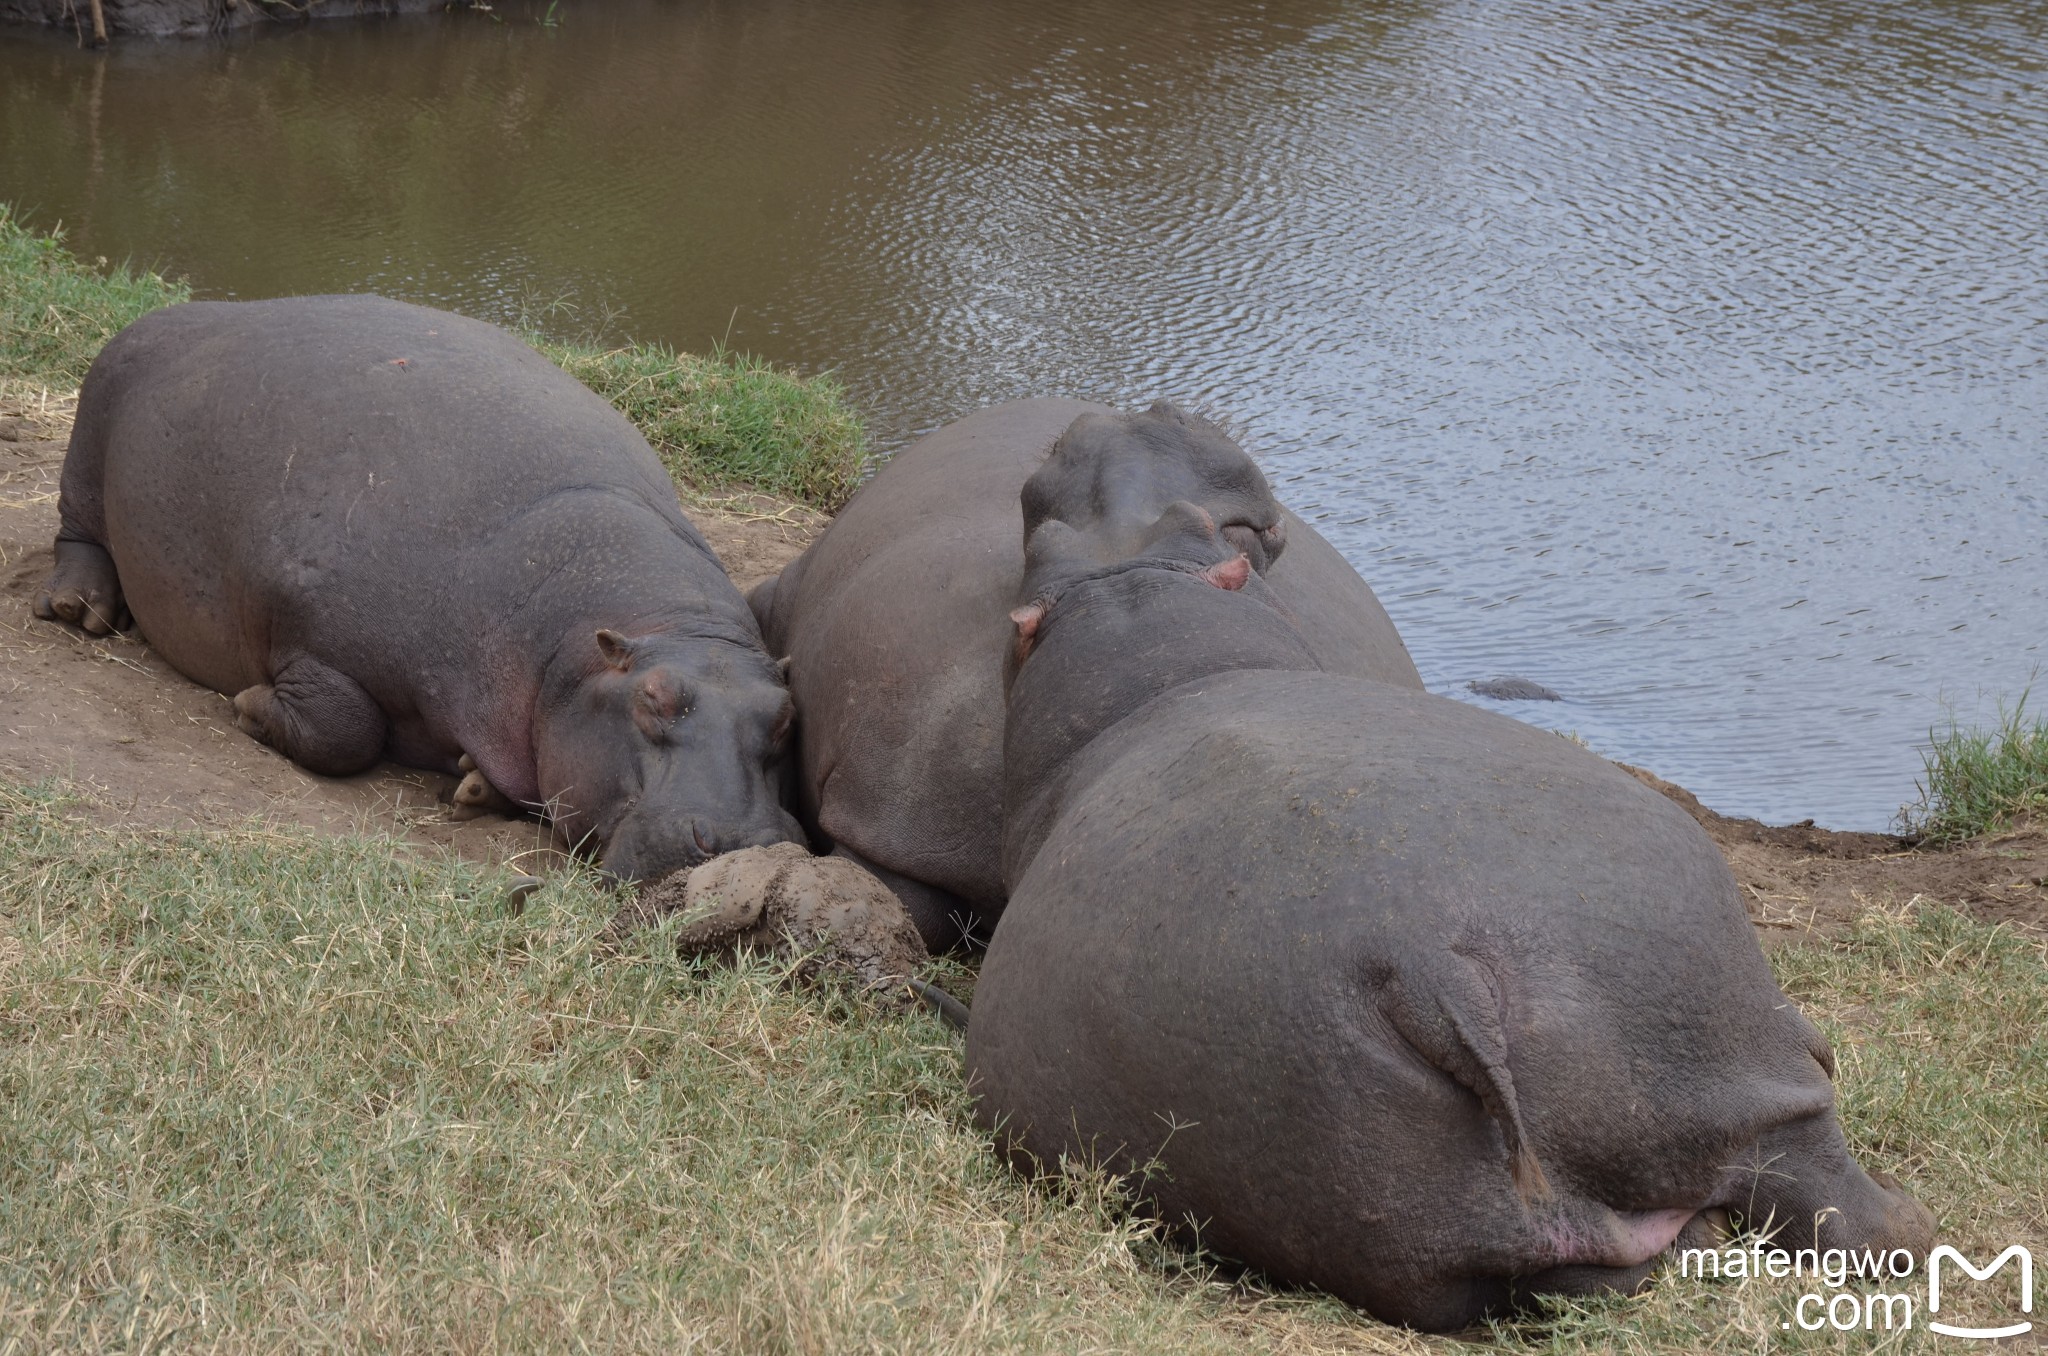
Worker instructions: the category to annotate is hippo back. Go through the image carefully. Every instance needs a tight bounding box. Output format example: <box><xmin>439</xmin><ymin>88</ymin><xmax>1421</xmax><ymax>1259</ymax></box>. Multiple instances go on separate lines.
<box><xmin>78</xmin><ymin>295</ymin><xmax>738</xmax><ymax>698</ymax></box>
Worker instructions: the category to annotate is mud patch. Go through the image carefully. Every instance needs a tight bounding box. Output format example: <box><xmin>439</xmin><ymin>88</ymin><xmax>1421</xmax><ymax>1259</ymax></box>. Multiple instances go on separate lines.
<box><xmin>1626</xmin><ymin>765</ymin><xmax>2047</xmax><ymax>943</ymax></box>
<box><xmin>608</xmin><ymin>840</ymin><xmax>931</xmax><ymax>997</ymax></box>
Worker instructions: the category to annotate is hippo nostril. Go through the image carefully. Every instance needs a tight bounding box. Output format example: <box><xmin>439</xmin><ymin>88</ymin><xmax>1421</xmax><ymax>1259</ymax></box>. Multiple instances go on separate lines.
<box><xmin>692</xmin><ymin>821</ymin><xmax>713</xmax><ymax>856</ymax></box>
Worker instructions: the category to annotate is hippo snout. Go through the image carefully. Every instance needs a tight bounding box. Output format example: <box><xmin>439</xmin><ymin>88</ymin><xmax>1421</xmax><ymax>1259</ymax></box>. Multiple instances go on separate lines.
<box><xmin>599</xmin><ymin>810</ymin><xmax>802</xmax><ymax>883</ymax></box>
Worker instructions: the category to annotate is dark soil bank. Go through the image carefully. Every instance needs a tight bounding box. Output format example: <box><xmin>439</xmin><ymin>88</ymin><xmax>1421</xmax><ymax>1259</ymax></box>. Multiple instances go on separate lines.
<box><xmin>0</xmin><ymin>0</ymin><xmax>473</xmax><ymax>40</ymax></box>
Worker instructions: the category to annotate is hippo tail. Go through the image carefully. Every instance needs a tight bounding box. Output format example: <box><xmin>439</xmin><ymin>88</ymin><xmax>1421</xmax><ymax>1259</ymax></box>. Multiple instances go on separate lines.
<box><xmin>907</xmin><ymin>977</ymin><xmax>971</xmax><ymax>1032</ymax></box>
<box><xmin>1381</xmin><ymin>950</ymin><xmax>1552</xmax><ymax>1204</ymax></box>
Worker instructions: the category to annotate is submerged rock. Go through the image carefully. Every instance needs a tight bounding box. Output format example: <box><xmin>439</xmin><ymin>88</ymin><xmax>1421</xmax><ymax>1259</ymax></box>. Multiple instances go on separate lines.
<box><xmin>1468</xmin><ymin>676</ymin><xmax>1563</xmax><ymax>702</ymax></box>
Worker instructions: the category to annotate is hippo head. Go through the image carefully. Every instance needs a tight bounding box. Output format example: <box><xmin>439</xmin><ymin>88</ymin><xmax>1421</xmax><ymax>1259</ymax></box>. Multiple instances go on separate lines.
<box><xmin>536</xmin><ymin>627</ymin><xmax>802</xmax><ymax>881</ymax></box>
<box><xmin>1008</xmin><ymin>500</ymin><xmax>1253</xmax><ymax>673</ymax></box>
<box><xmin>1021</xmin><ymin>401</ymin><xmax>1288</xmax><ymax>574</ymax></box>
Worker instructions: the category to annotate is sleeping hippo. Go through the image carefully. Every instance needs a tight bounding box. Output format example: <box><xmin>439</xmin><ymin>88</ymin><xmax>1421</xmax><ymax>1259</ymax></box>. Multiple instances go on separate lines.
<box><xmin>751</xmin><ymin>397</ymin><xmax>1420</xmax><ymax>946</ymax></box>
<box><xmin>966</xmin><ymin>503</ymin><xmax>1934</xmax><ymax>1330</ymax></box>
<box><xmin>34</xmin><ymin>295</ymin><xmax>800</xmax><ymax>880</ymax></box>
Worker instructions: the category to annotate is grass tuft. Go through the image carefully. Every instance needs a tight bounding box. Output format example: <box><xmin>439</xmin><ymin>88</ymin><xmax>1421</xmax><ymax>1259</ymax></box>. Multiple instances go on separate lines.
<box><xmin>538</xmin><ymin>339</ymin><xmax>869</xmax><ymax>511</ymax></box>
<box><xmin>0</xmin><ymin>205</ymin><xmax>188</xmax><ymax>391</ymax></box>
<box><xmin>1900</xmin><ymin>689</ymin><xmax>2048</xmax><ymax>844</ymax></box>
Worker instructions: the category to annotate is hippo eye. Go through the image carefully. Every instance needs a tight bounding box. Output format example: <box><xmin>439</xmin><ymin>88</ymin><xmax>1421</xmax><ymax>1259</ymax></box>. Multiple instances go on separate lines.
<box><xmin>633</xmin><ymin>676</ymin><xmax>688</xmax><ymax>742</ymax></box>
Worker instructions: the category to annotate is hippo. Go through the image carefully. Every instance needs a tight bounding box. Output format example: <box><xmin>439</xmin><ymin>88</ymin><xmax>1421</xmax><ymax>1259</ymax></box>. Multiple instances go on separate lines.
<box><xmin>33</xmin><ymin>295</ymin><xmax>800</xmax><ymax>880</ymax></box>
<box><xmin>966</xmin><ymin>503</ymin><xmax>1934</xmax><ymax>1331</ymax></box>
<box><xmin>750</xmin><ymin>397</ymin><xmax>1421</xmax><ymax>947</ymax></box>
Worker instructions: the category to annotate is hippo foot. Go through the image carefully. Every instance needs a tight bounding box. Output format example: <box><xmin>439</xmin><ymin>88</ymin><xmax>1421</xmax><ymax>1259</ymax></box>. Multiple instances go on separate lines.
<box><xmin>32</xmin><ymin>539</ymin><xmax>130</xmax><ymax>636</ymax></box>
<box><xmin>449</xmin><ymin>756</ymin><xmax>519</xmax><ymax>821</ymax></box>
<box><xmin>608</xmin><ymin>842</ymin><xmax>936</xmax><ymax>1002</ymax></box>
<box><xmin>231</xmin><ymin>685</ymin><xmax>274</xmax><ymax>740</ymax></box>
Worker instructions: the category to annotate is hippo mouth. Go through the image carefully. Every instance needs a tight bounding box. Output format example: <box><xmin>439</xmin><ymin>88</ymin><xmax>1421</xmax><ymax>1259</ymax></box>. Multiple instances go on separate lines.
<box><xmin>1220</xmin><ymin>517</ymin><xmax>1286</xmax><ymax>572</ymax></box>
<box><xmin>1501</xmin><ymin>1206</ymin><xmax>1701</xmax><ymax>1306</ymax></box>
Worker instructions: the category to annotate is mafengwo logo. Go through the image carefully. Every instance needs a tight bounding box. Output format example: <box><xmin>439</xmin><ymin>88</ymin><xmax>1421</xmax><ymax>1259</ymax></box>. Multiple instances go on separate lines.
<box><xmin>1927</xmin><ymin>1245</ymin><xmax>2033</xmax><ymax>1341</ymax></box>
<box><xmin>1679</xmin><ymin>1242</ymin><xmax>2034</xmax><ymax>1337</ymax></box>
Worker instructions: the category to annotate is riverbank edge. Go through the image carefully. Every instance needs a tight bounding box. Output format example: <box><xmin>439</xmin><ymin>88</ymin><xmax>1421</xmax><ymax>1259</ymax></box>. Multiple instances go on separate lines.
<box><xmin>0</xmin><ymin>0</ymin><xmax>481</xmax><ymax>42</ymax></box>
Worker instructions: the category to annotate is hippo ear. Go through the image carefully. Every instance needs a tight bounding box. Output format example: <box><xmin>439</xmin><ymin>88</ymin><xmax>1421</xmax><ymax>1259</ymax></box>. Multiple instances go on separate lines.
<box><xmin>1380</xmin><ymin>954</ymin><xmax>1554</xmax><ymax>1207</ymax></box>
<box><xmin>1139</xmin><ymin>500</ymin><xmax>1220</xmax><ymax>553</ymax></box>
<box><xmin>1198</xmin><ymin>554</ymin><xmax>1251</xmax><ymax>591</ymax></box>
<box><xmin>1022</xmin><ymin>518</ymin><xmax>1089</xmax><ymax>573</ymax></box>
<box><xmin>596</xmin><ymin>628</ymin><xmax>636</xmax><ymax>672</ymax></box>
<box><xmin>775</xmin><ymin>655</ymin><xmax>793</xmax><ymax>683</ymax></box>
<box><xmin>1010</xmin><ymin>601</ymin><xmax>1048</xmax><ymax>663</ymax></box>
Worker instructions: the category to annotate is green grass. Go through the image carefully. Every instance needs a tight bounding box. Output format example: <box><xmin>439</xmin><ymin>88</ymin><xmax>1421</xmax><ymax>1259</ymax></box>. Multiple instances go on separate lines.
<box><xmin>0</xmin><ymin>205</ymin><xmax>189</xmax><ymax>392</ymax></box>
<box><xmin>0</xmin><ymin>785</ymin><xmax>1389</xmax><ymax>1353</ymax></box>
<box><xmin>537</xmin><ymin>339</ymin><xmax>868</xmax><ymax>511</ymax></box>
<box><xmin>1901</xmin><ymin>691</ymin><xmax>2048</xmax><ymax>845</ymax></box>
<box><xmin>3</xmin><ymin>784</ymin><xmax>2041</xmax><ymax>1352</ymax></box>
<box><xmin>1</xmin><ymin>206</ymin><xmax>867</xmax><ymax>509</ymax></box>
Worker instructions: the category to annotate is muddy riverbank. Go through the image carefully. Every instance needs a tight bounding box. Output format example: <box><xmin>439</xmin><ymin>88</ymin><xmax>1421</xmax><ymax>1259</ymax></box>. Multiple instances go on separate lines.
<box><xmin>3</xmin><ymin>397</ymin><xmax>2039</xmax><ymax>945</ymax></box>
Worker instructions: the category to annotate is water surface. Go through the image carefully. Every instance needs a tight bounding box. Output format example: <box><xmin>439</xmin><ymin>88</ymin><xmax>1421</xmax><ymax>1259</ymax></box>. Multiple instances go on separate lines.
<box><xmin>4</xmin><ymin>0</ymin><xmax>2044</xmax><ymax>828</ymax></box>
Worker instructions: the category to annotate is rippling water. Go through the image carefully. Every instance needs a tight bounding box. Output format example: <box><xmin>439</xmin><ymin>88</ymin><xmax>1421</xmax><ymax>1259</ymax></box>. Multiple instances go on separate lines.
<box><xmin>3</xmin><ymin>0</ymin><xmax>2044</xmax><ymax>828</ymax></box>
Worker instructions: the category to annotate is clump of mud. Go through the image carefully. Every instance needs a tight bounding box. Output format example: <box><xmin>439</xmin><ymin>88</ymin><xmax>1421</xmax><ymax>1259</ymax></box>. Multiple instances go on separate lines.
<box><xmin>609</xmin><ymin>842</ymin><xmax>939</xmax><ymax>1002</ymax></box>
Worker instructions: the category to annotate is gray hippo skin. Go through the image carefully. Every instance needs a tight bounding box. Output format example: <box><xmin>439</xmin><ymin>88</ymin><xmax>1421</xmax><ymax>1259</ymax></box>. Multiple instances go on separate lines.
<box><xmin>967</xmin><ymin>508</ymin><xmax>1933</xmax><ymax>1330</ymax></box>
<box><xmin>35</xmin><ymin>295</ymin><xmax>800</xmax><ymax>880</ymax></box>
<box><xmin>751</xmin><ymin>397</ymin><xmax>1420</xmax><ymax>946</ymax></box>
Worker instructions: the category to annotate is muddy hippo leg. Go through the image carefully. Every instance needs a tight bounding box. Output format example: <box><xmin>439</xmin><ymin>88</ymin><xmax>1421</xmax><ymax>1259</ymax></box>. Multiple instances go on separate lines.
<box><xmin>32</xmin><ymin>538</ymin><xmax>130</xmax><ymax>636</ymax></box>
<box><xmin>450</xmin><ymin>753</ymin><xmax>520</xmax><ymax>820</ymax></box>
<box><xmin>826</xmin><ymin>844</ymin><xmax>977</xmax><ymax>952</ymax></box>
<box><xmin>232</xmin><ymin>653</ymin><xmax>387</xmax><ymax>777</ymax></box>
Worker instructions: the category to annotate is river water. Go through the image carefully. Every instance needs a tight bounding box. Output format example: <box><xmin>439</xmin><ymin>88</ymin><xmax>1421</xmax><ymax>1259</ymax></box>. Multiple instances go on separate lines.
<box><xmin>3</xmin><ymin>0</ymin><xmax>2044</xmax><ymax>829</ymax></box>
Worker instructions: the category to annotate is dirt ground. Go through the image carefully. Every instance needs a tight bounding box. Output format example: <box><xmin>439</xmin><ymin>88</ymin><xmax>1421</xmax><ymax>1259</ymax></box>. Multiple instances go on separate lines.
<box><xmin>2</xmin><ymin>395</ymin><xmax>2041</xmax><ymax>943</ymax></box>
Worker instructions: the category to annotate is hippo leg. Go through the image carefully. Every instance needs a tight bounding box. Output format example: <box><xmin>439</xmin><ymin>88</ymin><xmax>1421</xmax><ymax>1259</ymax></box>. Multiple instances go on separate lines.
<box><xmin>827</xmin><ymin>843</ymin><xmax>976</xmax><ymax>953</ymax></box>
<box><xmin>450</xmin><ymin>753</ymin><xmax>520</xmax><ymax>821</ymax></box>
<box><xmin>232</xmin><ymin>653</ymin><xmax>387</xmax><ymax>777</ymax></box>
<box><xmin>32</xmin><ymin>538</ymin><xmax>130</xmax><ymax>636</ymax></box>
